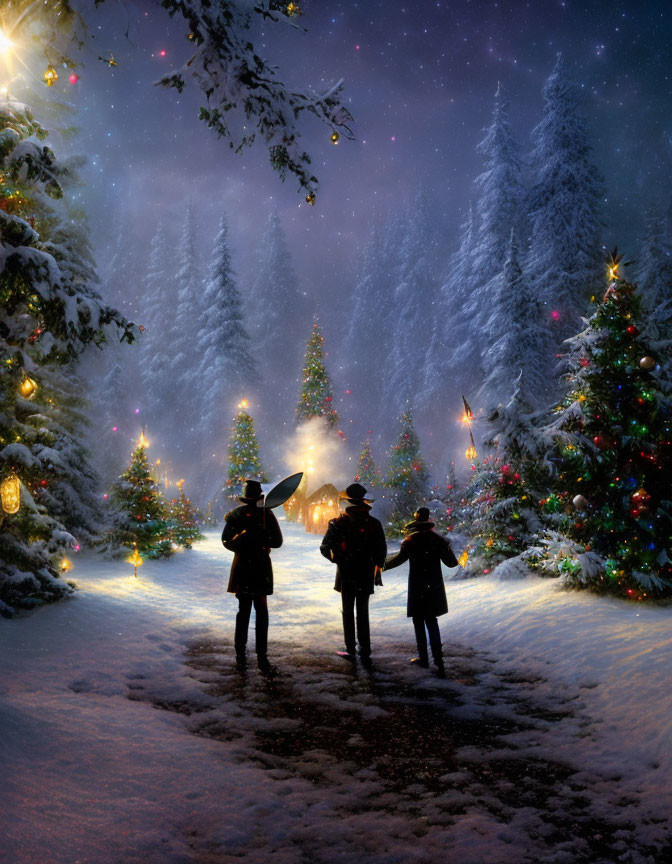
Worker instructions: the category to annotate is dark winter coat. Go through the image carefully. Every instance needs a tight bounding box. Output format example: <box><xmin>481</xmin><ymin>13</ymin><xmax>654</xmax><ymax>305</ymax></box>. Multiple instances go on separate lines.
<box><xmin>222</xmin><ymin>504</ymin><xmax>283</xmax><ymax>596</ymax></box>
<box><xmin>320</xmin><ymin>505</ymin><xmax>387</xmax><ymax>595</ymax></box>
<box><xmin>384</xmin><ymin>524</ymin><xmax>458</xmax><ymax>618</ymax></box>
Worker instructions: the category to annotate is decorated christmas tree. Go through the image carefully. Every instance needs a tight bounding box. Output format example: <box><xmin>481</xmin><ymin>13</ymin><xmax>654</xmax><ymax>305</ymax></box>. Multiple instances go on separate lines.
<box><xmin>384</xmin><ymin>410</ymin><xmax>429</xmax><ymax>531</ymax></box>
<box><xmin>168</xmin><ymin>480</ymin><xmax>204</xmax><ymax>549</ymax></box>
<box><xmin>296</xmin><ymin>319</ymin><xmax>340</xmax><ymax>430</ymax></box>
<box><xmin>355</xmin><ymin>436</ymin><xmax>381</xmax><ymax>487</ymax></box>
<box><xmin>107</xmin><ymin>432</ymin><xmax>173</xmax><ymax>559</ymax></box>
<box><xmin>540</xmin><ymin>251</ymin><xmax>672</xmax><ymax>598</ymax></box>
<box><xmin>225</xmin><ymin>401</ymin><xmax>267</xmax><ymax>501</ymax></box>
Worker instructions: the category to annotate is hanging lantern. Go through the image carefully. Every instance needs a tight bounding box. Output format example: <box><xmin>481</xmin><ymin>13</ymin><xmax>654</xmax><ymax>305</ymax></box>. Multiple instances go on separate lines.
<box><xmin>43</xmin><ymin>65</ymin><xmax>59</xmax><ymax>87</ymax></box>
<box><xmin>464</xmin><ymin>428</ymin><xmax>477</xmax><ymax>461</ymax></box>
<box><xmin>330</xmin><ymin>130</ymin><xmax>340</xmax><ymax>145</ymax></box>
<box><xmin>1</xmin><ymin>472</ymin><xmax>20</xmax><ymax>514</ymax></box>
<box><xmin>59</xmin><ymin>557</ymin><xmax>73</xmax><ymax>573</ymax></box>
<box><xmin>18</xmin><ymin>376</ymin><xmax>38</xmax><ymax>400</ymax></box>
<box><xmin>286</xmin><ymin>2</ymin><xmax>301</xmax><ymax>16</ymax></box>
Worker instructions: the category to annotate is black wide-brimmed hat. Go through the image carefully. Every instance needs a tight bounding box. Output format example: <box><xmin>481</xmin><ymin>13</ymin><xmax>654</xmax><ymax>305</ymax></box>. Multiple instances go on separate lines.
<box><xmin>404</xmin><ymin>506</ymin><xmax>435</xmax><ymax>532</ymax></box>
<box><xmin>340</xmin><ymin>482</ymin><xmax>374</xmax><ymax>504</ymax></box>
<box><xmin>240</xmin><ymin>479</ymin><xmax>264</xmax><ymax>503</ymax></box>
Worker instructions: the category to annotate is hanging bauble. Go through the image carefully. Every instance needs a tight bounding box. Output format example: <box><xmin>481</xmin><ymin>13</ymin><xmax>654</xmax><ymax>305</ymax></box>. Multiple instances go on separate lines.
<box><xmin>18</xmin><ymin>376</ymin><xmax>38</xmax><ymax>400</ymax></box>
<box><xmin>43</xmin><ymin>65</ymin><xmax>59</xmax><ymax>87</ymax></box>
<box><xmin>572</xmin><ymin>494</ymin><xmax>589</xmax><ymax>510</ymax></box>
<box><xmin>639</xmin><ymin>356</ymin><xmax>655</xmax><ymax>371</ymax></box>
<box><xmin>500</xmin><ymin>464</ymin><xmax>511</xmax><ymax>475</ymax></box>
<box><xmin>1</xmin><ymin>472</ymin><xmax>21</xmax><ymax>514</ymax></box>
<box><xmin>330</xmin><ymin>130</ymin><xmax>340</xmax><ymax>145</ymax></box>
<box><xmin>305</xmin><ymin>191</ymin><xmax>316</xmax><ymax>206</ymax></box>
<box><xmin>626</xmin><ymin>324</ymin><xmax>638</xmax><ymax>336</ymax></box>
<box><xmin>286</xmin><ymin>1</ymin><xmax>301</xmax><ymax>15</ymax></box>
<box><xmin>580</xmin><ymin>357</ymin><xmax>590</xmax><ymax>367</ymax></box>
<box><xmin>631</xmin><ymin>488</ymin><xmax>651</xmax><ymax>511</ymax></box>
<box><xmin>592</xmin><ymin>434</ymin><xmax>611</xmax><ymax>451</ymax></box>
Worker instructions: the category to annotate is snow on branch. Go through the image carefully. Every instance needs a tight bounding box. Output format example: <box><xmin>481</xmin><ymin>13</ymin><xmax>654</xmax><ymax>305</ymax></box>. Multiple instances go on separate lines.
<box><xmin>157</xmin><ymin>0</ymin><xmax>354</xmax><ymax>195</ymax></box>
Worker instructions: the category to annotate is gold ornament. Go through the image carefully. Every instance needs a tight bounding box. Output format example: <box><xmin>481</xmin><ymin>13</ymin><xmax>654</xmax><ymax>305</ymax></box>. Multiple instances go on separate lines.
<box><xmin>1</xmin><ymin>472</ymin><xmax>20</xmax><ymax>514</ymax></box>
<box><xmin>330</xmin><ymin>130</ymin><xmax>340</xmax><ymax>145</ymax></box>
<box><xmin>59</xmin><ymin>557</ymin><xmax>73</xmax><ymax>573</ymax></box>
<box><xmin>43</xmin><ymin>66</ymin><xmax>58</xmax><ymax>87</ymax></box>
<box><xmin>305</xmin><ymin>191</ymin><xmax>316</xmax><ymax>206</ymax></box>
<box><xmin>18</xmin><ymin>376</ymin><xmax>37</xmax><ymax>400</ymax></box>
<box><xmin>286</xmin><ymin>2</ymin><xmax>301</xmax><ymax>16</ymax></box>
<box><xmin>639</xmin><ymin>356</ymin><xmax>655</xmax><ymax>371</ymax></box>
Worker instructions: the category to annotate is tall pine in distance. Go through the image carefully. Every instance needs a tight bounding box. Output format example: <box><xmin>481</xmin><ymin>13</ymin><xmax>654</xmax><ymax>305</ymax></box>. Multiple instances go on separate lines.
<box><xmin>527</xmin><ymin>53</ymin><xmax>603</xmax><ymax>346</ymax></box>
<box><xmin>140</xmin><ymin>222</ymin><xmax>173</xmax><ymax>429</ymax></box>
<box><xmin>384</xmin><ymin>410</ymin><xmax>429</xmax><ymax>531</ymax></box>
<box><xmin>296</xmin><ymin>319</ymin><xmax>340</xmax><ymax>430</ymax></box>
<box><xmin>196</xmin><ymin>212</ymin><xmax>257</xmax><ymax>450</ymax></box>
<box><xmin>355</xmin><ymin>436</ymin><xmax>381</xmax><ymax>488</ymax></box>
<box><xmin>637</xmin><ymin>211</ymin><xmax>672</xmax><ymax>343</ymax></box>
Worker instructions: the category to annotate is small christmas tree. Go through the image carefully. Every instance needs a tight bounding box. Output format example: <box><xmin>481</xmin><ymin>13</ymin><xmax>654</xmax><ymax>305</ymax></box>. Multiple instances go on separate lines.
<box><xmin>168</xmin><ymin>480</ymin><xmax>204</xmax><ymax>549</ymax></box>
<box><xmin>296</xmin><ymin>319</ymin><xmax>340</xmax><ymax>429</ymax></box>
<box><xmin>384</xmin><ymin>410</ymin><xmax>429</xmax><ymax>532</ymax></box>
<box><xmin>225</xmin><ymin>401</ymin><xmax>267</xmax><ymax>501</ymax></box>
<box><xmin>542</xmin><ymin>251</ymin><xmax>672</xmax><ymax>598</ymax></box>
<box><xmin>355</xmin><ymin>436</ymin><xmax>381</xmax><ymax>487</ymax></box>
<box><xmin>107</xmin><ymin>431</ymin><xmax>172</xmax><ymax>558</ymax></box>
<box><xmin>203</xmin><ymin>501</ymin><xmax>218</xmax><ymax>527</ymax></box>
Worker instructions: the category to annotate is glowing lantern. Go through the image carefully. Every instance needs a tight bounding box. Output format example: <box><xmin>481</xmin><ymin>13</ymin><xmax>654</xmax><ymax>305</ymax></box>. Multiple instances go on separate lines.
<box><xmin>43</xmin><ymin>65</ymin><xmax>58</xmax><ymax>87</ymax></box>
<box><xmin>465</xmin><ymin>445</ymin><xmax>477</xmax><ymax>461</ymax></box>
<box><xmin>305</xmin><ymin>191</ymin><xmax>316</xmax><ymax>206</ymax></box>
<box><xmin>60</xmin><ymin>557</ymin><xmax>73</xmax><ymax>573</ymax></box>
<box><xmin>1</xmin><ymin>472</ymin><xmax>20</xmax><ymax>514</ymax></box>
<box><xmin>330</xmin><ymin>131</ymin><xmax>340</xmax><ymax>145</ymax></box>
<box><xmin>18</xmin><ymin>376</ymin><xmax>37</xmax><ymax>399</ymax></box>
<box><xmin>127</xmin><ymin>546</ymin><xmax>143</xmax><ymax>578</ymax></box>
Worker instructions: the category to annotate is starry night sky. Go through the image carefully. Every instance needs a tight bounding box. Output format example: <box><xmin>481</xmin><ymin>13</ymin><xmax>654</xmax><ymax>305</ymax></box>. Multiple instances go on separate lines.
<box><xmin>13</xmin><ymin>0</ymin><xmax>672</xmax><ymax>320</ymax></box>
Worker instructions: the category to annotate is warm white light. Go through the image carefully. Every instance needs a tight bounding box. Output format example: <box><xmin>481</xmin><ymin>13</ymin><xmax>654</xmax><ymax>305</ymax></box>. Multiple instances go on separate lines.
<box><xmin>0</xmin><ymin>30</ymin><xmax>13</xmax><ymax>56</ymax></box>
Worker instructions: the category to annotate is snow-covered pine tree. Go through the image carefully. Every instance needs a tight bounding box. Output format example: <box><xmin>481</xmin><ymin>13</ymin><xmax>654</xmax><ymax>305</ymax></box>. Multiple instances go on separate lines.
<box><xmin>296</xmin><ymin>319</ymin><xmax>340</xmax><ymax>429</ymax></box>
<box><xmin>527</xmin><ymin>53</ymin><xmax>603</xmax><ymax>346</ymax></box>
<box><xmin>0</xmin><ymin>99</ymin><xmax>135</xmax><ymax>615</ymax></box>
<box><xmin>355</xmin><ymin>436</ymin><xmax>381</xmax><ymax>488</ymax></box>
<box><xmin>452</xmin><ymin>83</ymin><xmax>525</xmax><ymax>392</ymax></box>
<box><xmin>250</xmin><ymin>213</ymin><xmax>305</xmax><ymax>417</ymax></box>
<box><xmin>384</xmin><ymin>410</ymin><xmax>430</xmax><ymax>532</ymax></box>
<box><xmin>479</xmin><ymin>230</ymin><xmax>551</xmax><ymax>409</ymax></box>
<box><xmin>225</xmin><ymin>402</ymin><xmax>267</xmax><ymax>502</ymax></box>
<box><xmin>140</xmin><ymin>222</ymin><xmax>174</xmax><ymax>429</ymax></box>
<box><xmin>637</xmin><ymin>212</ymin><xmax>672</xmax><ymax>345</ymax></box>
<box><xmin>106</xmin><ymin>431</ymin><xmax>172</xmax><ymax>559</ymax></box>
<box><xmin>387</xmin><ymin>190</ymin><xmax>439</xmax><ymax>409</ymax></box>
<box><xmin>196</xmin><ymin>213</ymin><xmax>257</xmax><ymax>449</ymax></box>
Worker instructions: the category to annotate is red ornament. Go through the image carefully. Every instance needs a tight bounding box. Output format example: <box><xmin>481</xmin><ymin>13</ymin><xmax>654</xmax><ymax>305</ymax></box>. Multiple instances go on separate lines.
<box><xmin>500</xmin><ymin>464</ymin><xmax>511</xmax><ymax>475</ymax></box>
<box><xmin>631</xmin><ymin>488</ymin><xmax>651</xmax><ymax>512</ymax></box>
<box><xmin>593</xmin><ymin>435</ymin><xmax>611</xmax><ymax>451</ymax></box>
<box><xmin>626</xmin><ymin>324</ymin><xmax>638</xmax><ymax>336</ymax></box>
<box><xmin>69</xmin><ymin>73</ymin><xmax>79</xmax><ymax>85</ymax></box>
<box><xmin>325</xmin><ymin>396</ymin><xmax>332</xmax><ymax>402</ymax></box>
<box><xmin>580</xmin><ymin>357</ymin><xmax>590</xmax><ymax>367</ymax></box>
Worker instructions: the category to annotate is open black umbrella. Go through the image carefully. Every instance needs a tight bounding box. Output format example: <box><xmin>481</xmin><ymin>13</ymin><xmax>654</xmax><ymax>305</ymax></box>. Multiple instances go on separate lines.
<box><xmin>259</xmin><ymin>472</ymin><xmax>304</xmax><ymax>510</ymax></box>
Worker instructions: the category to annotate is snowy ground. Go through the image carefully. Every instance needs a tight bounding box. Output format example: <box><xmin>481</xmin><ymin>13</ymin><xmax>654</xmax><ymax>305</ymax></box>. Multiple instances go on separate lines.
<box><xmin>1</xmin><ymin>523</ymin><xmax>671</xmax><ymax>863</ymax></box>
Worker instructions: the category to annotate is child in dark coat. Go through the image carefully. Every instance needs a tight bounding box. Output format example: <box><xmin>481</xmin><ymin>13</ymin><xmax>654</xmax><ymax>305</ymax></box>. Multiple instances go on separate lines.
<box><xmin>383</xmin><ymin>507</ymin><xmax>459</xmax><ymax>676</ymax></box>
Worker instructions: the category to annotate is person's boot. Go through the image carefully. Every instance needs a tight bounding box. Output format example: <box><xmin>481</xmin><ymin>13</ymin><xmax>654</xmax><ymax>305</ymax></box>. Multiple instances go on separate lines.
<box><xmin>257</xmin><ymin>654</ymin><xmax>277</xmax><ymax>676</ymax></box>
<box><xmin>431</xmin><ymin>643</ymin><xmax>445</xmax><ymax>678</ymax></box>
<box><xmin>235</xmin><ymin>650</ymin><xmax>247</xmax><ymax>670</ymax></box>
<box><xmin>410</xmin><ymin>655</ymin><xmax>430</xmax><ymax>668</ymax></box>
<box><xmin>337</xmin><ymin>649</ymin><xmax>356</xmax><ymax>662</ymax></box>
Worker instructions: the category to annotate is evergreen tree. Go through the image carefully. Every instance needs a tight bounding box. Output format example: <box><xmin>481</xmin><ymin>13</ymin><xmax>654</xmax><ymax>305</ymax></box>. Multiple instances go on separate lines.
<box><xmin>541</xmin><ymin>254</ymin><xmax>672</xmax><ymax>598</ymax></box>
<box><xmin>0</xmin><ymin>99</ymin><xmax>135</xmax><ymax>615</ymax></box>
<box><xmin>296</xmin><ymin>320</ymin><xmax>340</xmax><ymax>429</ymax></box>
<box><xmin>637</xmin><ymin>212</ymin><xmax>672</xmax><ymax>343</ymax></box>
<box><xmin>140</xmin><ymin>222</ymin><xmax>174</xmax><ymax>427</ymax></box>
<box><xmin>167</xmin><ymin>480</ymin><xmax>204</xmax><ymax>549</ymax></box>
<box><xmin>225</xmin><ymin>402</ymin><xmax>268</xmax><ymax>501</ymax></box>
<box><xmin>355</xmin><ymin>436</ymin><xmax>381</xmax><ymax>487</ymax></box>
<box><xmin>384</xmin><ymin>410</ymin><xmax>429</xmax><ymax>530</ymax></box>
<box><xmin>106</xmin><ymin>431</ymin><xmax>172</xmax><ymax>559</ymax></box>
<box><xmin>527</xmin><ymin>53</ymin><xmax>603</xmax><ymax>345</ymax></box>
<box><xmin>197</xmin><ymin>213</ymin><xmax>257</xmax><ymax>445</ymax></box>
<box><xmin>95</xmin><ymin>343</ymin><xmax>133</xmax><ymax>487</ymax></box>
<box><xmin>479</xmin><ymin>230</ymin><xmax>551</xmax><ymax>409</ymax></box>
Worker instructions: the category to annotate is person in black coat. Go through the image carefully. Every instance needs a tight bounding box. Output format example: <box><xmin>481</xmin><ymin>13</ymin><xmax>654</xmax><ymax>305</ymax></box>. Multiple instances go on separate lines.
<box><xmin>320</xmin><ymin>483</ymin><xmax>387</xmax><ymax>663</ymax></box>
<box><xmin>383</xmin><ymin>507</ymin><xmax>458</xmax><ymax>676</ymax></box>
<box><xmin>222</xmin><ymin>479</ymin><xmax>283</xmax><ymax>672</ymax></box>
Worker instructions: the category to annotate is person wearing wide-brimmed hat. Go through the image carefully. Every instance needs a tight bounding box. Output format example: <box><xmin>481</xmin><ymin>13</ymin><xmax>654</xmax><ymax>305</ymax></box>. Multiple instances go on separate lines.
<box><xmin>383</xmin><ymin>507</ymin><xmax>458</xmax><ymax>677</ymax></box>
<box><xmin>222</xmin><ymin>479</ymin><xmax>283</xmax><ymax>673</ymax></box>
<box><xmin>320</xmin><ymin>482</ymin><xmax>387</xmax><ymax>663</ymax></box>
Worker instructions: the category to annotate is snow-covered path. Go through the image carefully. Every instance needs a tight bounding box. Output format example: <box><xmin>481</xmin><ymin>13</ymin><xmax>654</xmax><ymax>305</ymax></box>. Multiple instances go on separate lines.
<box><xmin>1</xmin><ymin>525</ymin><xmax>671</xmax><ymax>863</ymax></box>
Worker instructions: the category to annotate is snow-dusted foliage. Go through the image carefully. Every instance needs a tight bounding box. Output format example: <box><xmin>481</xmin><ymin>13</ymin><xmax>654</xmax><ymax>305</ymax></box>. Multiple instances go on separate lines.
<box><xmin>479</xmin><ymin>231</ymin><xmax>551</xmax><ymax>409</ymax></box>
<box><xmin>637</xmin><ymin>212</ymin><xmax>672</xmax><ymax>348</ymax></box>
<box><xmin>196</xmin><ymin>213</ymin><xmax>257</xmax><ymax>448</ymax></box>
<box><xmin>157</xmin><ymin>0</ymin><xmax>354</xmax><ymax>197</ymax></box>
<box><xmin>527</xmin><ymin>54</ymin><xmax>603</xmax><ymax>346</ymax></box>
<box><xmin>0</xmin><ymin>99</ymin><xmax>135</xmax><ymax>614</ymax></box>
